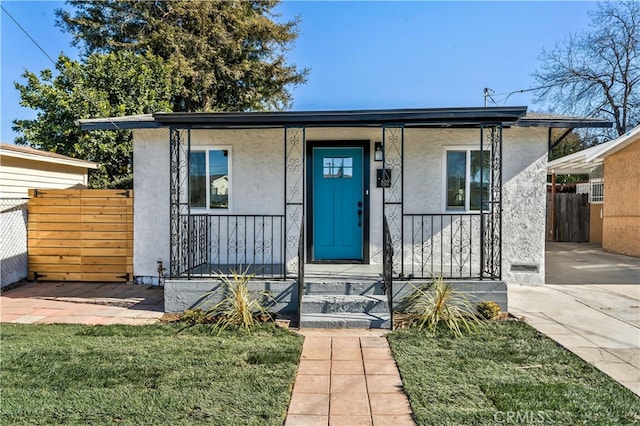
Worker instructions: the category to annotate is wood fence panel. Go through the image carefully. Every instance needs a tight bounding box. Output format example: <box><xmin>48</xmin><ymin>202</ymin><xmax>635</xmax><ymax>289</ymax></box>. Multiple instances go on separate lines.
<box><xmin>546</xmin><ymin>193</ymin><xmax>589</xmax><ymax>242</ymax></box>
<box><xmin>28</xmin><ymin>189</ymin><xmax>133</xmax><ymax>282</ymax></box>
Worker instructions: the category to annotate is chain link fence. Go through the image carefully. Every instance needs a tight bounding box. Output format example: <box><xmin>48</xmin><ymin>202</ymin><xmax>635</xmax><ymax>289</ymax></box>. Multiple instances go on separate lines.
<box><xmin>1</xmin><ymin>198</ymin><xmax>28</xmax><ymax>288</ymax></box>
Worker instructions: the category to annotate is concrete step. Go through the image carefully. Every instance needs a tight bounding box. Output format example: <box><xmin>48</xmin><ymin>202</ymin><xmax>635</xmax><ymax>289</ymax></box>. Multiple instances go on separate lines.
<box><xmin>303</xmin><ymin>280</ymin><xmax>384</xmax><ymax>295</ymax></box>
<box><xmin>301</xmin><ymin>294</ymin><xmax>389</xmax><ymax>314</ymax></box>
<box><xmin>300</xmin><ymin>312</ymin><xmax>392</xmax><ymax>329</ymax></box>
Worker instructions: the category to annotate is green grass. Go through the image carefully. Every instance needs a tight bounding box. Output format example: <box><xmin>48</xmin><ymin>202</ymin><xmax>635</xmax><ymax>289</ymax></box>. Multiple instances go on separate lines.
<box><xmin>388</xmin><ymin>321</ymin><xmax>640</xmax><ymax>425</ymax></box>
<box><xmin>1</xmin><ymin>323</ymin><xmax>303</xmax><ymax>425</ymax></box>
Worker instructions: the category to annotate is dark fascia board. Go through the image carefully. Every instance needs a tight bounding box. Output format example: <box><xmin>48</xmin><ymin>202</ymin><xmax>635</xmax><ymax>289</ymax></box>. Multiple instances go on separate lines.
<box><xmin>151</xmin><ymin>106</ymin><xmax>529</xmax><ymax>128</ymax></box>
<box><xmin>77</xmin><ymin>107</ymin><xmax>528</xmax><ymax>131</ymax></box>
<box><xmin>77</xmin><ymin>107</ymin><xmax>614</xmax><ymax>131</ymax></box>
<box><xmin>77</xmin><ymin>115</ymin><xmax>158</xmax><ymax>131</ymax></box>
<box><xmin>516</xmin><ymin>117</ymin><xmax>612</xmax><ymax>129</ymax></box>
<box><xmin>80</xmin><ymin>121</ymin><xmax>159</xmax><ymax>131</ymax></box>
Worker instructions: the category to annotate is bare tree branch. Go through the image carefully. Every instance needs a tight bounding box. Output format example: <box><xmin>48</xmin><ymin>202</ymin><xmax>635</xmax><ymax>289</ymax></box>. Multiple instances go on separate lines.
<box><xmin>532</xmin><ymin>1</ymin><xmax>639</xmax><ymax>136</ymax></box>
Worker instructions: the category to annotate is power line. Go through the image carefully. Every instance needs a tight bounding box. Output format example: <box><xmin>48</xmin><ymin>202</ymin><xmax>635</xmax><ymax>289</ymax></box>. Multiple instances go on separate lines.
<box><xmin>1</xmin><ymin>4</ymin><xmax>122</xmax><ymax>136</ymax></box>
<box><xmin>484</xmin><ymin>84</ymin><xmax>559</xmax><ymax>106</ymax></box>
<box><xmin>1</xmin><ymin>5</ymin><xmax>58</xmax><ymax>67</ymax></box>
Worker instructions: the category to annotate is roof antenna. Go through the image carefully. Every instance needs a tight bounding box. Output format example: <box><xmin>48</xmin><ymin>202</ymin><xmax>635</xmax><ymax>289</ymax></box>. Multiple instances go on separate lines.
<box><xmin>483</xmin><ymin>88</ymin><xmax>495</xmax><ymax>107</ymax></box>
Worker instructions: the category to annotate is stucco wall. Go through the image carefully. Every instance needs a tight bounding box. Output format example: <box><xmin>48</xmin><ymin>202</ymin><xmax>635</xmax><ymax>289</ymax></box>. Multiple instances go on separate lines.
<box><xmin>602</xmin><ymin>140</ymin><xmax>640</xmax><ymax>257</ymax></box>
<box><xmin>501</xmin><ymin>127</ymin><xmax>548</xmax><ymax>285</ymax></box>
<box><xmin>133</xmin><ymin>126</ymin><xmax>547</xmax><ymax>285</ymax></box>
<box><xmin>133</xmin><ymin>129</ymin><xmax>170</xmax><ymax>283</ymax></box>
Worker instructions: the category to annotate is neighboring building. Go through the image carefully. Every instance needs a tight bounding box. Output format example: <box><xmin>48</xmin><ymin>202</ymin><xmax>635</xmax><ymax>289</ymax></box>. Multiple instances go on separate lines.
<box><xmin>0</xmin><ymin>144</ymin><xmax>98</xmax><ymax>287</ymax></box>
<box><xmin>0</xmin><ymin>143</ymin><xmax>98</xmax><ymax>198</ymax></box>
<box><xmin>548</xmin><ymin>126</ymin><xmax>640</xmax><ymax>257</ymax></box>
<box><xmin>80</xmin><ymin>107</ymin><xmax>610</xmax><ymax>324</ymax></box>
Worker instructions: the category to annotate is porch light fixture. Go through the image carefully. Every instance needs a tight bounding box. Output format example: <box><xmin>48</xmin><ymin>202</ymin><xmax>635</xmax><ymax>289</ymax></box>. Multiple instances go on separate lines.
<box><xmin>374</xmin><ymin>142</ymin><xmax>383</xmax><ymax>161</ymax></box>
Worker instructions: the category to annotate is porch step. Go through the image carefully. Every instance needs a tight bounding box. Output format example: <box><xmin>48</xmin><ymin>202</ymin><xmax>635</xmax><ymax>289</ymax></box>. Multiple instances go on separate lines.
<box><xmin>299</xmin><ymin>291</ymin><xmax>391</xmax><ymax>329</ymax></box>
<box><xmin>301</xmin><ymin>294</ymin><xmax>389</xmax><ymax>314</ymax></box>
<box><xmin>300</xmin><ymin>312</ymin><xmax>392</xmax><ymax>329</ymax></box>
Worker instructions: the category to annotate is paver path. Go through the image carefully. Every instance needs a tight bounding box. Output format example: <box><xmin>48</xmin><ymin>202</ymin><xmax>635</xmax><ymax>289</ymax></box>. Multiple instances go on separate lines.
<box><xmin>286</xmin><ymin>329</ymin><xmax>415</xmax><ymax>426</ymax></box>
<box><xmin>0</xmin><ymin>282</ymin><xmax>164</xmax><ymax>325</ymax></box>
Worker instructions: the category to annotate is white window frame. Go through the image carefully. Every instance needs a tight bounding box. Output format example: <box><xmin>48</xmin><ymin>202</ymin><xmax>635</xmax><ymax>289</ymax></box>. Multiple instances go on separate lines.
<box><xmin>589</xmin><ymin>178</ymin><xmax>604</xmax><ymax>204</ymax></box>
<box><xmin>189</xmin><ymin>146</ymin><xmax>232</xmax><ymax>211</ymax></box>
<box><xmin>443</xmin><ymin>146</ymin><xmax>491</xmax><ymax>213</ymax></box>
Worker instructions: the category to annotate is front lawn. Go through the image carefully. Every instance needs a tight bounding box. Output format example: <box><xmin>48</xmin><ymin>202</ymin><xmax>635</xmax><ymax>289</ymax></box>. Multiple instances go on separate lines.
<box><xmin>388</xmin><ymin>321</ymin><xmax>639</xmax><ymax>425</ymax></box>
<box><xmin>1</xmin><ymin>324</ymin><xmax>303</xmax><ymax>425</ymax></box>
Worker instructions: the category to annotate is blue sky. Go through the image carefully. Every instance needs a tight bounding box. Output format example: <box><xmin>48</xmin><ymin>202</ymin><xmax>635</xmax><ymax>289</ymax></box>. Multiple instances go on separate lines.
<box><xmin>1</xmin><ymin>1</ymin><xmax>596</xmax><ymax>144</ymax></box>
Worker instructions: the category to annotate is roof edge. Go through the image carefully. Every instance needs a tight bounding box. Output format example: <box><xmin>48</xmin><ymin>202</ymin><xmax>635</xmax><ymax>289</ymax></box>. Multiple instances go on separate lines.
<box><xmin>586</xmin><ymin>124</ymin><xmax>640</xmax><ymax>161</ymax></box>
<box><xmin>78</xmin><ymin>107</ymin><xmax>529</xmax><ymax>130</ymax></box>
<box><xmin>1</xmin><ymin>143</ymin><xmax>99</xmax><ymax>169</ymax></box>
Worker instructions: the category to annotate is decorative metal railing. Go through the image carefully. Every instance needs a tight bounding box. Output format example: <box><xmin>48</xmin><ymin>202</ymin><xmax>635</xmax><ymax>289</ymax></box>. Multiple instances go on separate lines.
<box><xmin>382</xmin><ymin>215</ymin><xmax>394</xmax><ymax>328</ymax></box>
<box><xmin>404</xmin><ymin>213</ymin><xmax>488</xmax><ymax>280</ymax></box>
<box><xmin>175</xmin><ymin>214</ymin><xmax>287</xmax><ymax>279</ymax></box>
<box><xmin>297</xmin><ymin>218</ymin><xmax>305</xmax><ymax>324</ymax></box>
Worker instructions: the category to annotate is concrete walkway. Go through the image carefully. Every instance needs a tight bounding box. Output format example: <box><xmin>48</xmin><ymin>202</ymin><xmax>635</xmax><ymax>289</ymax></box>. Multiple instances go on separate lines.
<box><xmin>516</xmin><ymin>242</ymin><xmax>640</xmax><ymax>395</ymax></box>
<box><xmin>0</xmin><ymin>282</ymin><xmax>164</xmax><ymax>325</ymax></box>
<box><xmin>285</xmin><ymin>329</ymin><xmax>415</xmax><ymax>426</ymax></box>
<box><xmin>509</xmin><ymin>283</ymin><xmax>640</xmax><ymax>396</ymax></box>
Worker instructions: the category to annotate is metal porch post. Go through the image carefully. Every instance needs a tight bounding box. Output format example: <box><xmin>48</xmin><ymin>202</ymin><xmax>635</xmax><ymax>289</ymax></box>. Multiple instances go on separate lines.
<box><xmin>284</xmin><ymin>126</ymin><xmax>305</xmax><ymax>278</ymax></box>
<box><xmin>382</xmin><ymin>125</ymin><xmax>404</xmax><ymax>277</ymax></box>
<box><xmin>169</xmin><ymin>128</ymin><xmax>191</xmax><ymax>278</ymax></box>
<box><xmin>480</xmin><ymin>125</ymin><xmax>503</xmax><ymax>280</ymax></box>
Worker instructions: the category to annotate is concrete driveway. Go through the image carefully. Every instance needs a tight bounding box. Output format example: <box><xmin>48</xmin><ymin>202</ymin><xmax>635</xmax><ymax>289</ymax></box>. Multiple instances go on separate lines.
<box><xmin>546</xmin><ymin>242</ymin><xmax>640</xmax><ymax>284</ymax></box>
<box><xmin>510</xmin><ymin>242</ymin><xmax>640</xmax><ymax>396</ymax></box>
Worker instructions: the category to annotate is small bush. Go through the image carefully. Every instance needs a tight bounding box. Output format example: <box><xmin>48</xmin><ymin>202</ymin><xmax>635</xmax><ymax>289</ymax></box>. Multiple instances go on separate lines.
<box><xmin>205</xmin><ymin>267</ymin><xmax>275</xmax><ymax>333</ymax></box>
<box><xmin>477</xmin><ymin>301</ymin><xmax>501</xmax><ymax>320</ymax></box>
<box><xmin>180</xmin><ymin>308</ymin><xmax>212</xmax><ymax>326</ymax></box>
<box><xmin>398</xmin><ymin>276</ymin><xmax>482</xmax><ymax>337</ymax></box>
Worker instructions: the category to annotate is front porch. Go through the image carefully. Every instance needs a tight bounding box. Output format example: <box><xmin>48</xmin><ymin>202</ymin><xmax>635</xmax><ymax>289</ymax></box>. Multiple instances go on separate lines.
<box><xmin>164</xmin><ymin>110</ymin><xmax>512</xmax><ymax>328</ymax></box>
<box><xmin>164</xmin><ymin>262</ymin><xmax>508</xmax><ymax>329</ymax></box>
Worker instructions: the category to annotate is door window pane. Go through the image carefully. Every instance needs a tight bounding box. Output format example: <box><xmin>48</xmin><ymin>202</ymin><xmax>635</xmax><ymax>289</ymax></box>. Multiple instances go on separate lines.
<box><xmin>323</xmin><ymin>157</ymin><xmax>353</xmax><ymax>178</ymax></box>
<box><xmin>447</xmin><ymin>151</ymin><xmax>466</xmax><ymax>209</ymax></box>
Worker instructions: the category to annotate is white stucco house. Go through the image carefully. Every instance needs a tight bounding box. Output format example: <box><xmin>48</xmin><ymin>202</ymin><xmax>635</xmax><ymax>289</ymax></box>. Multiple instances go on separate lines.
<box><xmin>80</xmin><ymin>107</ymin><xmax>610</xmax><ymax>327</ymax></box>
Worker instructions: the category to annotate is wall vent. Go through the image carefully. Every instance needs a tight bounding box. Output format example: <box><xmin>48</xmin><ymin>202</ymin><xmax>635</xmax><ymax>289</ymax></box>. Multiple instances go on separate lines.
<box><xmin>511</xmin><ymin>264</ymin><xmax>539</xmax><ymax>273</ymax></box>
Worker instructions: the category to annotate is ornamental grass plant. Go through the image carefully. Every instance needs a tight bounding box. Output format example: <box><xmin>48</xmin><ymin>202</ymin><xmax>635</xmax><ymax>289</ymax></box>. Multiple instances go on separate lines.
<box><xmin>203</xmin><ymin>267</ymin><xmax>275</xmax><ymax>333</ymax></box>
<box><xmin>398</xmin><ymin>275</ymin><xmax>482</xmax><ymax>337</ymax></box>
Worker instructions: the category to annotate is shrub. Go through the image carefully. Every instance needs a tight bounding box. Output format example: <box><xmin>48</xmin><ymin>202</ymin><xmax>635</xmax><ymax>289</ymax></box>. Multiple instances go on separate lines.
<box><xmin>398</xmin><ymin>276</ymin><xmax>482</xmax><ymax>337</ymax></box>
<box><xmin>179</xmin><ymin>308</ymin><xmax>212</xmax><ymax>326</ymax></box>
<box><xmin>476</xmin><ymin>301</ymin><xmax>501</xmax><ymax>320</ymax></box>
<box><xmin>205</xmin><ymin>267</ymin><xmax>275</xmax><ymax>333</ymax></box>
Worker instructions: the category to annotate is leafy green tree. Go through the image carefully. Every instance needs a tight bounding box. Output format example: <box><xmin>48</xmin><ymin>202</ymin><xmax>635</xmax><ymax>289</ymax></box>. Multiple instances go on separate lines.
<box><xmin>532</xmin><ymin>1</ymin><xmax>639</xmax><ymax>136</ymax></box>
<box><xmin>549</xmin><ymin>130</ymin><xmax>586</xmax><ymax>162</ymax></box>
<box><xmin>548</xmin><ymin>130</ymin><xmax>589</xmax><ymax>184</ymax></box>
<box><xmin>14</xmin><ymin>51</ymin><xmax>179</xmax><ymax>188</ymax></box>
<box><xmin>57</xmin><ymin>0</ymin><xmax>308</xmax><ymax>112</ymax></box>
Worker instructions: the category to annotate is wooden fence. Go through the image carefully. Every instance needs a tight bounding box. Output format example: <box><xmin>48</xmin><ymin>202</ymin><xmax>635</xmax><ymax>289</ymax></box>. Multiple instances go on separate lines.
<box><xmin>546</xmin><ymin>193</ymin><xmax>589</xmax><ymax>242</ymax></box>
<box><xmin>28</xmin><ymin>189</ymin><xmax>133</xmax><ymax>282</ymax></box>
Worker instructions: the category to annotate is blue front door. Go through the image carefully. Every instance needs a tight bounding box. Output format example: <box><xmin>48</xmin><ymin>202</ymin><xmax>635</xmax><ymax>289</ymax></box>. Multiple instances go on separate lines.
<box><xmin>313</xmin><ymin>147</ymin><xmax>364</xmax><ymax>261</ymax></box>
